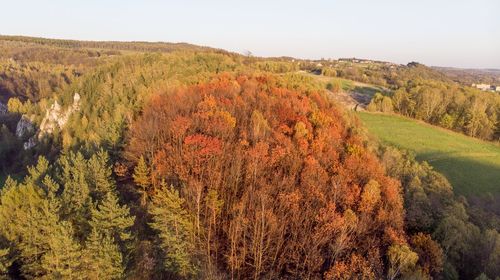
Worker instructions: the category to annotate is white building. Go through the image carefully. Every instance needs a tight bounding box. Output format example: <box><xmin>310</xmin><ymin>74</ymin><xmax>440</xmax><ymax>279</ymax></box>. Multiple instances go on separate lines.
<box><xmin>473</xmin><ymin>83</ymin><xmax>492</xmax><ymax>91</ymax></box>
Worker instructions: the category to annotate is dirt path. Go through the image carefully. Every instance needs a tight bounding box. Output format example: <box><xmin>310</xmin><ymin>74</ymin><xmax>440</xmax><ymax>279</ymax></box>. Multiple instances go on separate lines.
<box><xmin>325</xmin><ymin>84</ymin><xmax>381</xmax><ymax>111</ymax></box>
<box><xmin>326</xmin><ymin>89</ymin><xmax>366</xmax><ymax>111</ymax></box>
<box><xmin>299</xmin><ymin>72</ymin><xmax>385</xmax><ymax>111</ymax></box>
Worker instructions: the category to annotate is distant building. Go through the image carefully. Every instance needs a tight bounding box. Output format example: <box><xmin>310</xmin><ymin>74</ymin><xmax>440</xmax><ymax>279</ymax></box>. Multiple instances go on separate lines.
<box><xmin>471</xmin><ymin>84</ymin><xmax>500</xmax><ymax>92</ymax></box>
<box><xmin>473</xmin><ymin>83</ymin><xmax>492</xmax><ymax>91</ymax></box>
<box><xmin>339</xmin><ymin>58</ymin><xmax>360</xmax><ymax>63</ymax></box>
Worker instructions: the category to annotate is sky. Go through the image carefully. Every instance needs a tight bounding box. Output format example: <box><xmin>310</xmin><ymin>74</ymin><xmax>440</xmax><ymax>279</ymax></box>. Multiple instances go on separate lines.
<box><xmin>1</xmin><ymin>0</ymin><xmax>499</xmax><ymax>68</ymax></box>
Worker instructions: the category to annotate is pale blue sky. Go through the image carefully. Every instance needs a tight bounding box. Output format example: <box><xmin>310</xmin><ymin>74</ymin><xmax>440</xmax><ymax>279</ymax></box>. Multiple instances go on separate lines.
<box><xmin>1</xmin><ymin>0</ymin><xmax>499</xmax><ymax>68</ymax></box>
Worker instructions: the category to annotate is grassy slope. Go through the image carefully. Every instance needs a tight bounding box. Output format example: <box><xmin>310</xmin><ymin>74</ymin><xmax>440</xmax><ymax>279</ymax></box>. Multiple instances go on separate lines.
<box><xmin>358</xmin><ymin>112</ymin><xmax>500</xmax><ymax>196</ymax></box>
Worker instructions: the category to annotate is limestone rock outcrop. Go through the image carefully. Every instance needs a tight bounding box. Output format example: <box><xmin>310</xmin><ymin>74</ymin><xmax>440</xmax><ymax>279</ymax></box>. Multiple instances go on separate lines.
<box><xmin>23</xmin><ymin>137</ymin><xmax>37</xmax><ymax>150</ymax></box>
<box><xmin>39</xmin><ymin>93</ymin><xmax>80</xmax><ymax>137</ymax></box>
<box><xmin>0</xmin><ymin>102</ymin><xmax>7</xmax><ymax>115</ymax></box>
<box><xmin>11</xmin><ymin>93</ymin><xmax>81</xmax><ymax>150</ymax></box>
<box><xmin>15</xmin><ymin>115</ymin><xmax>35</xmax><ymax>138</ymax></box>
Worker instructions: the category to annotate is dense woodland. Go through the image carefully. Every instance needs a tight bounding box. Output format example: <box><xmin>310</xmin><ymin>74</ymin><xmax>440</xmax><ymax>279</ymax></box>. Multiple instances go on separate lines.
<box><xmin>365</xmin><ymin>64</ymin><xmax>500</xmax><ymax>141</ymax></box>
<box><xmin>0</xmin><ymin>36</ymin><xmax>499</xmax><ymax>279</ymax></box>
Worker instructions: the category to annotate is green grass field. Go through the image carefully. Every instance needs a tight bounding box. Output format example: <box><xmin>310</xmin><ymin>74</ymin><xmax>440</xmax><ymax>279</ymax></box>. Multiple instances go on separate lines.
<box><xmin>358</xmin><ymin>112</ymin><xmax>500</xmax><ymax>196</ymax></box>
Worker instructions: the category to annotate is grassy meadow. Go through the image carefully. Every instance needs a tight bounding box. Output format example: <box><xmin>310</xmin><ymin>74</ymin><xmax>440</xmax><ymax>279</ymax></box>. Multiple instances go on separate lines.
<box><xmin>358</xmin><ymin>112</ymin><xmax>500</xmax><ymax>196</ymax></box>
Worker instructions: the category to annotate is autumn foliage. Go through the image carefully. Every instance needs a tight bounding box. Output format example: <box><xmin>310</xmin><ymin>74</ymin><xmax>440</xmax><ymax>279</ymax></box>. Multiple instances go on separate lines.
<box><xmin>124</xmin><ymin>74</ymin><xmax>411</xmax><ymax>278</ymax></box>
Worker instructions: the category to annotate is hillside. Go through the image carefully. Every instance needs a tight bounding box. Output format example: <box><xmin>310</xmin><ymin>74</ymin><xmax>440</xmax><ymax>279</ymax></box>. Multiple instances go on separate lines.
<box><xmin>0</xmin><ymin>35</ymin><xmax>225</xmax><ymax>54</ymax></box>
<box><xmin>358</xmin><ymin>112</ymin><xmax>500</xmax><ymax>196</ymax></box>
<box><xmin>0</xmin><ymin>36</ymin><xmax>498</xmax><ymax>279</ymax></box>
<box><xmin>433</xmin><ymin>66</ymin><xmax>500</xmax><ymax>85</ymax></box>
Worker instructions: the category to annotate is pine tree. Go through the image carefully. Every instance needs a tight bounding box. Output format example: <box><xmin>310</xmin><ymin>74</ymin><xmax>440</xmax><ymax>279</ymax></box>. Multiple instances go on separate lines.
<box><xmin>58</xmin><ymin>152</ymin><xmax>91</xmax><ymax>224</ymax></box>
<box><xmin>81</xmin><ymin>228</ymin><xmax>124</xmax><ymax>280</ymax></box>
<box><xmin>0</xmin><ymin>179</ymin><xmax>69</xmax><ymax>278</ymax></box>
<box><xmin>87</xmin><ymin>150</ymin><xmax>114</xmax><ymax>200</ymax></box>
<box><xmin>133</xmin><ymin>155</ymin><xmax>150</xmax><ymax>206</ymax></box>
<box><xmin>0</xmin><ymin>176</ymin><xmax>17</xmax><ymax>194</ymax></box>
<box><xmin>149</xmin><ymin>183</ymin><xmax>197</xmax><ymax>277</ymax></box>
<box><xmin>42</xmin><ymin>175</ymin><xmax>60</xmax><ymax>199</ymax></box>
<box><xmin>41</xmin><ymin>221</ymin><xmax>82</xmax><ymax>279</ymax></box>
<box><xmin>90</xmin><ymin>191</ymin><xmax>135</xmax><ymax>245</ymax></box>
<box><xmin>24</xmin><ymin>156</ymin><xmax>50</xmax><ymax>186</ymax></box>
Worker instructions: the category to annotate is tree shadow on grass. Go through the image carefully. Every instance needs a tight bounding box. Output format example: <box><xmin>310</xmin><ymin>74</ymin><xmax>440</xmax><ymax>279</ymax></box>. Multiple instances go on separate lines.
<box><xmin>350</xmin><ymin>86</ymin><xmax>379</xmax><ymax>105</ymax></box>
<box><xmin>353</xmin><ymin>86</ymin><xmax>379</xmax><ymax>97</ymax></box>
<box><xmin>416</xmin><ymin>151</ymin><xmax>500</xmax><ymax>197</ymax></box>
<box><xmin>417</xmin><ymin>151</ymin><xmax>500</xmax><ymax>218</ymax></box>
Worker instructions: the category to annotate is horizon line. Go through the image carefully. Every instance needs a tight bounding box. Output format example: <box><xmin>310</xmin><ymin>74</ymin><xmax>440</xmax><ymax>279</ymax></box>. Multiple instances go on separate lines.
<box><xmin>1</xmin><ymin>33</ymin><xmax>499</xmax><ymax>71</ymax></box>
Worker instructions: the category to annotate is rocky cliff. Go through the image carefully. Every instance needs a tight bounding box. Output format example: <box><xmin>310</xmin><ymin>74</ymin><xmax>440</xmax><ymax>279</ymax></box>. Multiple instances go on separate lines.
<box><xmin>39</xmin><ymin>93</ymin><xmax>80</xmax><ymax>137</ymax></box>
<box><xmin>15</xmin><ymin>115</ymin><xmax>35</xmax><ymax>138</ymax></box>
<box><xmin>12</xmin><ymin>93</ymin><xmax>81</xmax><ymax>150</ymax></box>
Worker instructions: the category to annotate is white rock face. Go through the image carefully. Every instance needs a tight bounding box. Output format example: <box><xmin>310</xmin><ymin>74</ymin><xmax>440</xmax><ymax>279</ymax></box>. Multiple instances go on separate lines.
<box><xmin>12</xmin><ymin>93</ymin><xmax>81</xmax><ymax>150</ymax></box>
<box><xmin>24</xmin><ymin>136</ymin><xmax>37</xmax><ymax>150</ymax></box>
<box><xmin>16</xmin><ymin>115</ymin><xmax>35</xmax><ymax>138</ymax></box>
<box><xmin>0</xmin><ymin>102</ymin><xmax>7</xmax><ymax>115</ymax></box>
<box><xmin>73</xmin><ymin>93</ymin><xmax>80</xmax><ymax>110</ymax></box>
<box><xmin>39</xmin><ymin>93</ymin><xmax>81</xmax><ymax>138</ymax></box>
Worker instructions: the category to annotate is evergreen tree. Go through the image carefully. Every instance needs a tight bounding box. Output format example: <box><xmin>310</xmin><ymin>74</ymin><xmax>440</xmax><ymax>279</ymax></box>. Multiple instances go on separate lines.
<box><xmin>87</xmin><ymin>150</ymin><xmax>114</xmax><ymax>200</ymax></box>
<box><xmin>41</xmin><ymin>221</ymin><xmax>82</xmax><ymax>279</ymax></box>
<box><xmin>58</xmin><ymin>152</ymin><xmax>91</xmax><ymax>224</ymax></box>
<box><xmin>0</xmin><ymin>178</ymin><xmax>67</xmax><ymax>278</ymax></box>
<box><xmin>41</xmin><ymin>175</ymin><xmax>60</xmax><ymax>199</ymax></box>
<box><xmin>0</xmin><ymin>150</ymin><xmax>139</xmax><ymax>279</ymax></box>
<box><xmin>90</xmin><ymin>191</ymin><xmax>135</xmax><ymax>246</ymax></box>
<box><xmin>81</xmin><ymin>228</ymin><xmax>124</xmax><ymax>280</ymax></box>
<box><xmin>133</xmin><ymin>155</ymin><xmax>150</xmax><ymax>206</ymax></box>
<box><xmin>148</xmin><ymin>183</ymin><xmax>197</xmax><ymax>278</ymax></box>
<box><xmin>24</xmin><ymin>156</ymin><xmax>50</xmax><ymax>186</ymax></box>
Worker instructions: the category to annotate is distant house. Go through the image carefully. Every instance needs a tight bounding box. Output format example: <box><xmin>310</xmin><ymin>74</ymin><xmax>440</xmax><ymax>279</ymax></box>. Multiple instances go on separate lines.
<box><xmin>359</xmin><ymin>59</ymin><xmax>373</xmax><ymax>64</ymax></box>
<box><xmin>473</xmin><ymin>83</ymin><xmax>492</xmax><ymax>91</ymax></box>
<box><xmin>339</xmin><ymin>58</ymin><xmax>360</xmax><ymax>63</ymax></box>
<box><xmin>471</xmin><ymin>84</ymin><xmax>500</xmax><ymax>92</ymax></box>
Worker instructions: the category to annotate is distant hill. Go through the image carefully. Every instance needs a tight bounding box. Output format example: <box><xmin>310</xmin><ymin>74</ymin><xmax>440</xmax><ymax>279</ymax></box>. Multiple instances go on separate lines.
<box><xmin>0</xmin><ymin>34</ymin><xmax>227</xmax><ymax>54</ymax></box>
<box><xmin>432</xmin><ymin>66</ymin><xmax>500</xmax><ymax>85</ymax></box>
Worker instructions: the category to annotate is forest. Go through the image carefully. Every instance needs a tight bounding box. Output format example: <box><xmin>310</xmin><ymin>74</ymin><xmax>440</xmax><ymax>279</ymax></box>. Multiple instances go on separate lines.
<box><xmin>0</xmin><ymin>36</ymin><xmax>499</xmax><ymax>280</ymax></box>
